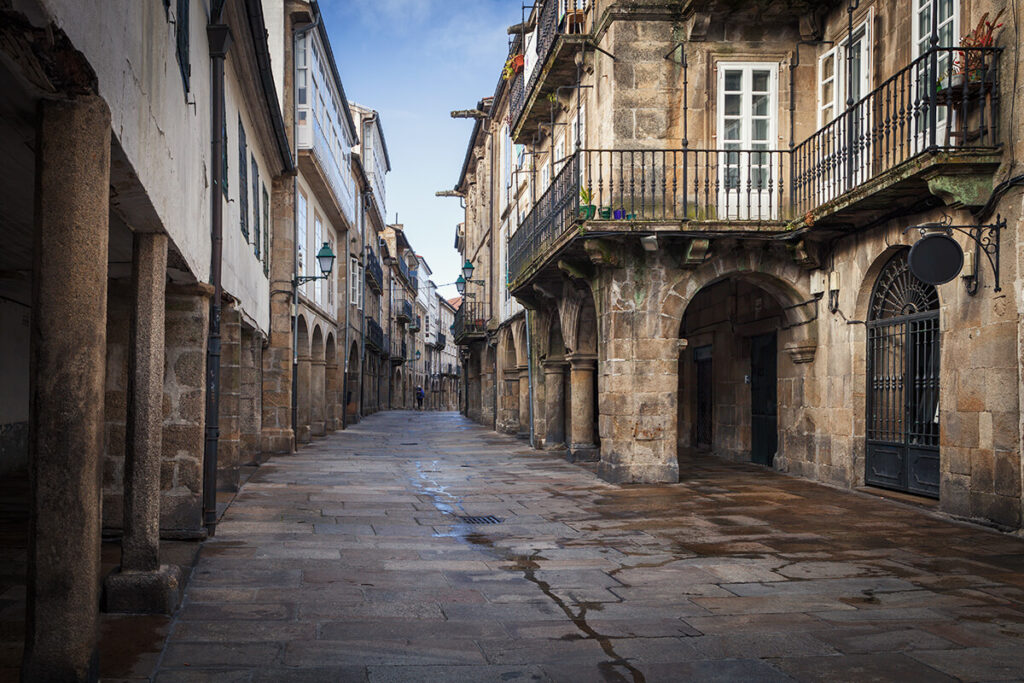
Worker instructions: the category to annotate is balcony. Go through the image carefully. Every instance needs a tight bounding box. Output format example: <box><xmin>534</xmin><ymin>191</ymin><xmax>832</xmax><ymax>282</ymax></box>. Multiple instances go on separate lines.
<box><xmin>453</xmin><ymin>302</ymin><xmax>488</xmax><ymax>344</ymax></box>
<box><xmin>509</xmin><ymin>46</ymin><xmax>1002</xmax><ymax>287</ymax></box>
<box><xmin>297</xmin><ymin>112</ymin><xmax>356</xmax><ymax>228</ymax></box>
<box><xmin>409</xmin><ymin>315</ymin><xmax>421</xmax><ymax>333</ymax></box>
<box><xmin>510</xmin><ymin>0</ymin><xmax>591</xmax><ymax>142</ymax></box>
<box><xmin>365</xmin><ymin>250</ymin><xmax>383</xmax><ymax>294</ymax></box>
<box><xmin>390</xmin><ymin>337</ymin><xmax>406</xmax><ymax>365</ymax></box>
<box><xmin>366</xmin><ymin>317</ymin><xmax>384</xmax><ymax>353</ymax></box>
<box><xmin>396</xmin><ymin>299</ymin><xmax>413</xmax><ymax>323</ymax></box>
<box><xmin>436</xmin><ymin>332</ymin><xmax>446</xmax><ymax>349</ymax></box>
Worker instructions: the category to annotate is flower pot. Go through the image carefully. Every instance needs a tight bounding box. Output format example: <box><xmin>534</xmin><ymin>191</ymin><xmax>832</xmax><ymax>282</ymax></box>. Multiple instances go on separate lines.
<box><xmin>625</xmin><ymin>213</ymin><xmax>636</xmax><ymax>220</ymax></box>
<box><xmin>578</xmin><ymin>204</ymin><xmax>596</xmax><ymax>220</ymax></box>
<box><xmin>613</xmin><ymin>209</ymin><xmax>625</xmax><ymax>220</ymax></box>
<box><xmin>598</xmin><ymin>207</ymin><xmax>612</xmax><ymax>219</ymax></box>
<box><xmin>513</xmin><ymin>54</ymin><xmax>524</xmax><ymax>72</ymax></box>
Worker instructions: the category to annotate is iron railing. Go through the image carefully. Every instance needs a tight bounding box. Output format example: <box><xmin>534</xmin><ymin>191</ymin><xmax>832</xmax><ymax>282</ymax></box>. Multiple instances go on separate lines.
<box><xmin>366</xmin><ymin>317</ymin><xmax>384</xmax><ymax>352</ymax></box>
<box><xmin>409</xmin><ymin>315</ymin><xmax>421</xmax><ymax>333</ymax></box>
<box><xmin>792</xmin><ymin>46</ymin><xmax>1000</xmax><ymax>214</ymax></box>
<box><xmin>365</xmin><ymin>249</ymin><xmax>383</xmax><ymax>293</ymax></box>
<box><xmin>452</xmin><ymin>301</ymin><xmax>488</xmax><ymax>343</ymax></box>
<box><xmin>436</xmin><ymin>332</ymin><xmax>446</xmax><ymax>349</ymax></box>
<box><xmin>508</xmin><ymin>46</ymin><xmax>1001</xmax><ymax>283</ymax></box>
<box><xmin>397</xmin><ymin>299</ymin><xmax>413</xmax><ymax>322</ymax></box>
<box><xmin>509</xmin><ymin>0</ymin><xmax>589</xmax><ymax>129</ymax></box>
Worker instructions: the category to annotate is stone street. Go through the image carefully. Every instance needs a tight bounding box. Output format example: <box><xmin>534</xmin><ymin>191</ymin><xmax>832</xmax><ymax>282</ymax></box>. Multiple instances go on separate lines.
<box><xmin>145</xmin><ymin>411</ymin><xmax>1024</xmax><ymax>682</ymax></box>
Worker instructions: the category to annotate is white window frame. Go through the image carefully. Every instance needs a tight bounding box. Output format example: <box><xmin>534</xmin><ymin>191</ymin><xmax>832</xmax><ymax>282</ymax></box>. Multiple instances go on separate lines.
<box><xmin>716</xmin><ymin>62</ymin><xmax>779</xmax><ymax>220</ymax></box>
<box><xmin>313</xmin><ymin>214</ymin><xmax>323</xmax><ymax>304</ymax></box>
<box><xmin>297</xmin><ymin>191</ymin><xmax>308</xmax><ymax>295</ymax></box>
<box><xmin>913</xmin><ymin>0</ymin><xmax>959</xmax><ymax>143</ymax></box>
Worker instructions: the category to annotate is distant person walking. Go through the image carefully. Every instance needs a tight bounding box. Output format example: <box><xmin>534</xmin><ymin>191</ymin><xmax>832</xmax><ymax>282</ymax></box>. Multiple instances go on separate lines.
<box><xmin>416</xmin><ymin>385</ymin><xmax>425</xmax><ymax>410</ymax></box>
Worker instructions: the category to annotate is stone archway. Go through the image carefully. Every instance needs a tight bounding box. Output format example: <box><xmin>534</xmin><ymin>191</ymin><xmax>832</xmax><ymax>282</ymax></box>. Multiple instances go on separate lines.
<box><xmin>542</xmin><ymin>311</ymin><xmax>568</xmax><ymax>451</ymax></box>
<box><xmin>310</xmin><ymin>325</ymin><xmax>325</xmax><ymax>437</ymax></box>
<box><xmin>345</xmin><ymin>342</ymin><xmax>360</xmax><ymax>424</ymax></box>
<box><xmin>564</xmin><ymin>287</ymin><xmax>599</xmax><ymax>462</ymax></box>
<box><xmin>497</xmin><ymin>328</ymin><xmax>520</xmax><ymax>435</ymax></box>
<box><xmin>295</xmin><ymin>316</ymin><xmax>311</xmax><ymax>444</ymax></box>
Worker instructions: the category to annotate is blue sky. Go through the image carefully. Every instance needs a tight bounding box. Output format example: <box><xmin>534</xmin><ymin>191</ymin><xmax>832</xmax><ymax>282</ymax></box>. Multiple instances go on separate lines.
<box><xmin>322</xmin><ymin>0</ymin><xmax>520</xmax><ymax>297</ymax></box>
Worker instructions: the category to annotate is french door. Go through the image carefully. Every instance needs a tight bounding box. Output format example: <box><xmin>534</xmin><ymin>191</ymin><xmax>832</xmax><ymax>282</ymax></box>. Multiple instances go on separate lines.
<box><xmin>717</xmin><ymin>63</ymin><xmax>777</xmax><ymax>220</ymax></box>
<box><xmin>817</xmin><ymin>18</ymin><xmax>871</xmax><ymax>202</ymax></box>
<box><xmin>913</xmin><ymin>0</ymin><xmax>959</xmax><ymax>148</ymax></box>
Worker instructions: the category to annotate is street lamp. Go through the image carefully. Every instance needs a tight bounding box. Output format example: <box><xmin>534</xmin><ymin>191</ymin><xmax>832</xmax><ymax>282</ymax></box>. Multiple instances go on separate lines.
<box><xmin>457</xmin><ymin>260</ymin><xmax>485</xmax><ymax>298</ymax></box>
<box><xmin>455</xmin><ymin>275</ymin><xmax>466</xmax><ymax>295</ymax></box>
<box><xmin>462</xmin><ymin>259</ymin><xmax>475</xmax><ymax>280</ymax></box>
<box><xmin>294</xmin><ymin>242</ymin><xmax>336</xmax><ymax>286</ymax></box>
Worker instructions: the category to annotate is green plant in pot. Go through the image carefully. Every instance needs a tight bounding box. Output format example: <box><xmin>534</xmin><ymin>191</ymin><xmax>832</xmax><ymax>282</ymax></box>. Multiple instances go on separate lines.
<box><xmin>578</xmin><ymin>188</ymin><xmax>596</xmax><ymax>220</ymax></box>
<box><xmin>598</xmin><ymin>206</ymin><xmax>612</xmax><ymax>219</ymax></box>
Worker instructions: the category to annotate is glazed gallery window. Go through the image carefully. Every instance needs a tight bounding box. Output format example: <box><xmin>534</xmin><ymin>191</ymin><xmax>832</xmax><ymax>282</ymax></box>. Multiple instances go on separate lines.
<box><xmin>297</xmin><ymin>191</ymin><xmax>308</xmax><ymax>292</ymax></box>
<box><xmin>238</xmin><ymin>117</ymin><xmax>248</xmax><ymax>241</ymax></box>
<box><xmin>716</xmin><ymin>63</ymin><xmax>777</xmax><ymax>220</ymax></box>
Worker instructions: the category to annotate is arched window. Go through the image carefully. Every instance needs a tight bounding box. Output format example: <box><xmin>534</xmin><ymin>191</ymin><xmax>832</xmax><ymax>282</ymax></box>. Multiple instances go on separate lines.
<box><xmin>866</xmin><ymin>250</ymin><xmax>940</xmax><ymax>498</ymax></box>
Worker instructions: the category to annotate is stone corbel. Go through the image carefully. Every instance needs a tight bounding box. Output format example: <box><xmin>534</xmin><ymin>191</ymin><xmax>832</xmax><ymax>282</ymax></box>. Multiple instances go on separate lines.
<box><xmin>557</xmin><ymin>258</ymin><xmax>594</xmax><ymax>283</ymax></box>
<box><xmin>788</xmin><ymin>240</ymin><xmax>819</xmax><ymax>270</ymax></box>
<box><xmin>687</xmin><ymin>11</ymin><xmax>711</xmax><ymax>41</ymax></box>
<box><xmin>583</xmin><ymin>238</ymin><xmax>620</xmax><ymax>267</ymax></box>
<box><xmin>784</xmin><ymin>340</ymin><xmax>817</xmax><ymax>364</ymax></box>
<box><xmin>681</xmin><ymin>238</ymin><xmax>710</xmax><ymax>267</ymax></box>
<box><xmin>924</xmin><ymin>170</ymin><xmax>994</xmax><ymax>210</ymax></box>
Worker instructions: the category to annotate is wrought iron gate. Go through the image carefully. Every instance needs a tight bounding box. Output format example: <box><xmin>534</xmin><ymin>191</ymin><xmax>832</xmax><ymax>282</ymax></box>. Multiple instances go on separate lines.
<box><xmin>866</xmin><ymin>251</ymin><xmax>940</xmax><ymax>498</ymax></box>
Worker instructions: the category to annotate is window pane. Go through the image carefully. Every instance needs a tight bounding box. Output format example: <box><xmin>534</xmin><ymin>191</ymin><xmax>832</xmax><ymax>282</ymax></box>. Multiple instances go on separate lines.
<box><xmin>753</xmin><ymin>119</ymin><xmax>768</xmax><ymax>141</ymax></box>
<box><xmin>752</xmin><ymin>71</ymin><xmax>770</xmax><ymax>92</ymax></box>
<box><xmin>724</xmin><ymin>94</ymin><xmax>741</xmax><ymax>116</ymax></box>
<box><xmin>823</xmin><ymin>54</ymin><xmax>834</xmax><ymax>79</ymax></box>
<box><xmin>724</xmin><ymin>70</ymin><xmax>742</xmax><ymax>91</ymax></box>
<box><xmin>752</xmin><ymin>94</ymin><xmax>769</xmax><ymax>116</ymax></box>
<box><xmin>822</xmin><ymin>82</ymin><xmax>833</xmax><ymax>105</ymax></box>
<box><xmin>724</xmin><ymin>119</ymin><xmax>741</xmax><ymax>140</ymax></box>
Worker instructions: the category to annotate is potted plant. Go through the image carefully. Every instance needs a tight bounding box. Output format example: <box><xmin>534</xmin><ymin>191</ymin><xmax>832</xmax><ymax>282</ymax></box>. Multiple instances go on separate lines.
<box><xmin>948</xmin><ymin>9</ymin><xmax>1004</xmax><ymax>87</ymax></box>
<box><xmin>502</xmin><ymin>54</ymin><xmax>524</xmax><ymax>81</ymax></box>
<box><xmin>613</xmin><ymin>208</ymin><xmax>626</xmax><ymax>220</ymax></box>
<box><xmin>598</xmin><ymin>206</ymin><xmax>612</xmax><ymax>219</ymax></box>
<box><xmin>578</xmin><ymin>187</ymin><xmax>596</xmax><ymax>219</ymax></box>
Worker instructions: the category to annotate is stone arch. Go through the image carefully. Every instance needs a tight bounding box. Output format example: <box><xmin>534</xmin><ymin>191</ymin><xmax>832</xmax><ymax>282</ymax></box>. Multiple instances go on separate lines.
<box><xmin>296</xmin><ymin>315</ymin><xmax>310</xmax><ymax>360</ymax></box>
<box><xmin>511</xmin><ymin>318</ymin><xmax>529</xmax><ymax>367</ymax></box>
<box><xmin>853</xmin><ymin>244</ymin><xmax>936</xmax><ymax>322</ymax></box>
<box><xmin>497</xmin><ymin>327</ymin><xmax>520</xmax><ymax>435</ymax></box>
<box><xmin>546</xmin><ymin>310</ymin><xmax>567</xmax><ymax>361</ymax></box>
<box><xmin>565</xmin><ymin>284</ymin><xmax>598</xmax><ymax>357</ymax></box>
<box><xmin>345</xmin><ymin>341</ymin><xmax>360</xmax><ymax>423</ymax></box>
<box><xmin>311</xmin><ymin>325</ymin><xmax>324</xmax><ymax>361</ymax></box>
<box><xmin>310</xmin><ymin>325</ymin><xmax>326</xmax><ymax>436</ymax></box>
<box><xmin>660</xmin><ymin>249</ymin><xmax>818</xmax><ymax>358</ymax></box>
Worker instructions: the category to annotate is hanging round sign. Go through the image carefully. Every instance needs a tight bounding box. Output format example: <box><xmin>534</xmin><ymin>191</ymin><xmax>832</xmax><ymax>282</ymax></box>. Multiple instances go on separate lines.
<box><xmin>908</xmin><ymin>232</ymin><xmax>964</xmax><ymax>285</ymax></box>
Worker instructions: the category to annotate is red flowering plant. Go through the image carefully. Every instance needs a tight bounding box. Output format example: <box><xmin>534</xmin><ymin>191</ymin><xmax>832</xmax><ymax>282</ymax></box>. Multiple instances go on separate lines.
<box><xmin>954</xmin><ymin>9</ymin><xmax>1004</xmax><ymax>80</ymax></box>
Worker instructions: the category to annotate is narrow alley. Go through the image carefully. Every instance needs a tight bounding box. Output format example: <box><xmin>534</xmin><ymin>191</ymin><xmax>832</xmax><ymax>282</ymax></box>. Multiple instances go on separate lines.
<box><xmin>142</xmin><ymin>411</ymin><xmax>1024</xmax><ymax>682</ymax></box>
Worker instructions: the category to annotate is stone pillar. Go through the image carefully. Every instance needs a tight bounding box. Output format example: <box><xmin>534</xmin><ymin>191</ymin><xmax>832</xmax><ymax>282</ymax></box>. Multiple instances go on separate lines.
<box><xmin>568</xmin><ymin>355</ymin><xmax>598</xmax><ymax>462</ymax></box>
<box><xmin>325</xmin><ymin>359</ymin><xmax>339</xmax><ymax>431</ymax></box>
<box><xmin>161</xmin><ymin>284</ymin><xmax>211</xmax><ymax>535</ymax></box>
<box><xmin>311</xmin><ymin>358</ymin><xmax>326</xmax><ymax>436</ymax></box>
<box><xmin>239</xmin><ymin>329</ymin><xmax>264</xmax><ymax>464</ymax></box>
<box><xmin>501</xmin><ymin>368</ymin><xmax>520</xmax><ymax>434</ymax></box>
<box><xmin>296</xmin><ymin>352</ymin><xmax>311</xmax><ymax>443</ymax></box>
<box><xmin>25</xmin><ymin>95</ymin><xmax>110</xmax><ymax>683</ymax></box>
<box><xmin>217</xmin><ymin>303</ymin><xmax>241</xmax><ymax>490</ymax></box>
<box><xmin>517</xmin><ymin>367</ymin><xmax>530</xmax><ymax>440</ymax></box>
<box><xmin>543</xmin><ymin>360</ymin><xmax>567</xmax><ymax>450</ymax></box>
<box><xmin>104</xmin><ymin>232</ymin><xmax>183</xmax><ymax>614</ymax></box>
<box><xmin>261</xmin><ymin>176</ymin><xmax>295</xmax><ymax>454</ymax></box>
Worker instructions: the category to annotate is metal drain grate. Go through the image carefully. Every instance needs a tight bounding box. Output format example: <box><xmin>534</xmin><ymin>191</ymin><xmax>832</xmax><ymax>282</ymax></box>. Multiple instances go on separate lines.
<box><xmin>458</xmin><ymin>515</ymin><xmax>504</xmax><ymax>525</ymax></box>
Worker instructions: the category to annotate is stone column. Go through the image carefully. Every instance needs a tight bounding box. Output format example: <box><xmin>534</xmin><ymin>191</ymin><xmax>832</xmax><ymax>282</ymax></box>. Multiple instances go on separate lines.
<box><xmin>296</xmin><ymin>352</ymin><xmax>311</xmax><ymax>442</ymax></box>
<box><xmin>543</xmin><ymin>360</ymin><xmax>568</xmax><ymax>450</ymax></box>
<box><xmin>517</xmin><ymin>366</ymin><xmax>530</xmax><ymax>440</ymax></box>
<box><xmin>261</xmin><ymin>179</ymin><xmax>295</xmax><ymax>454</ymax></box>
<box><xmin>568</xmin><ymin>355</ymin><xmax>598</xmax><ymax>462</ymax></box>
<box><xmin>501</xmin><ymin>368</ymin><xmax>520</xmax><ymax>434</ymax></box>
<box><xmin>310</xmin><ymin>358</ymin><xmax>326</xmax><ymax>436</ymax></box>
<box><xmin>217</xmin><ymin>303</ymin><xmax>241</xmax><ymax>490</ymax></box>
<box><xmin>24</xmin><ymin>95</ymin><xmax>110</xmax><ymax>682</ymax></box>
<box><xmin>325</xmin><ymin>359</ymin><xmax>339</xmax><ymax>431</ymax></box>
<box><xmin>104</xmin><ymin>232</ymin><xmax>183</xmax><ymax>614</ymax></box>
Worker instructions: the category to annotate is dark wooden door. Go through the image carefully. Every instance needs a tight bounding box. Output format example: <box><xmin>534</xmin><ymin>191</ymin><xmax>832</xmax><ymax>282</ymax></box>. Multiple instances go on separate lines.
<box><xmin>750</xmin><ymin>333</ymin><xmax>777</xmax><ymax>466</ymax></box>
<box><xmin>694</xmin><ymin>347</ymin><xmax>712</xmax><ymax>448</ymax></box>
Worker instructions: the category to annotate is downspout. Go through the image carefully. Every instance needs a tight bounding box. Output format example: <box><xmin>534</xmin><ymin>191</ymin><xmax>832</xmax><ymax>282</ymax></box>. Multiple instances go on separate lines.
<box><xmin>203</xmin><ymin>18</ymin><xmax>232</xmax><ymax>536</ymax></box>
<box><xmin>291</xmin><ymin>11</ymin><xmax>321</xmax><ymax>443</ymax></box>
<box><xmin>489</xmin><ymin>116</ymin><xmax>498</xmax><ymax>430</ymax></box>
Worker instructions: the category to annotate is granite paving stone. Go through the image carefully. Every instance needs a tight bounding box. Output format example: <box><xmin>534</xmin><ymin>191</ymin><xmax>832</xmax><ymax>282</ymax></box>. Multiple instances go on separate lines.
<box><xmin>145</xmin><ymin>411</ymin><xmax>1024</xmax><ymax>681</ymax></box>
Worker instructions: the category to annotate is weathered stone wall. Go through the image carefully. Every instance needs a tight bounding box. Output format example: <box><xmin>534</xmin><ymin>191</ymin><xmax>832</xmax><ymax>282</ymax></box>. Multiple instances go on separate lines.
<box><xmin>240</xmin><ymin>325</ymin><xmax>264</xmax><ymax>465</ymax></box>
<box><xmin>218</xmin><ymin>303</ymin><xmax>242</xmax><ymax>491</ymax></box>
<box><xmin>102</xmin><ymin>279</ymin><xmax>132</xmax><ymax>530</ymax></box>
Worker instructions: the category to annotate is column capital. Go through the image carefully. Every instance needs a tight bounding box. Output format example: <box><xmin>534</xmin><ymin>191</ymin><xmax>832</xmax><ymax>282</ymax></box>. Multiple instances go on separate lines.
<box><xmin>542</xmin><ymin>358</ymin><xmax>569</xmax><ymax>371</ymax></box>
<box><xmin>567</xmin><ymin>354</ymin><xmax>598</xmax><ymax>370</ymax></box>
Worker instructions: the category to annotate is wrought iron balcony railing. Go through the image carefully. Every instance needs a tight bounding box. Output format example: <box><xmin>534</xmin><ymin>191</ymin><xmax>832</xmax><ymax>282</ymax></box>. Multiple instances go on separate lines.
<box><xmin>366</xmin><ymin>317</ymin><xmax>384</xmax><ymax>352</ymax></box>
<box><xmin>452</xmin><ymin>302</ymin><xmax>488</xmax><ymax>344</ymax></box>
<box><xmin>509</xmin><ymin>0</ymin><xmax>589</xmax><ymax>132</ymax></box>
<box><xmin>508</xmin><ymin>46</ymin><xmax>1001</xmax><ymax>284</ymax></box>
<box><xmin>365</xmin><ymin>249</ymin><xmax>383</xmax><ymax>294</ymax></box>
<box><xmin>436</xmin><ymin>332</ymin><xmax>446</xmax><ymax>349</ymax></box>
<box><xmin>390</xmin><ymin>337</ymin><xmax>406</xmax><ymax>364</ymax></box>
<box><xmin>397</xmin><ymin>299</ymin><xmax>413</xmax><ymax>323</ymax></box>
<box><xmin>409</xmin><ymin>315</ymin><xmax>421</xmax><ymax>333</ymax></box>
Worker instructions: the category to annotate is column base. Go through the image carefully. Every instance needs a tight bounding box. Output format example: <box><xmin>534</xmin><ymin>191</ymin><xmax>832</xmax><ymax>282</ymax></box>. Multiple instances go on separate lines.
<box><xmin>544</xmin><ymin>441</ymin><xmax>566</xmax><ymax>453</ymax></box>
<box><xmin>310</xmin><ymin>421</ymin><xmax>326</xmax><ymax>437</ymax></box>
<box><xmin>260</xmin><ymin>428</ymin><xmax>294</xmax><ymax>455</ymax></box>
<box><xmin>103</xmin><ymin>564</ymin><xmax>183</xmax><ymax>614</ymax></box>
<box><xmin>597</xmin><ymin>460</ymin><xmax>679</xmax><ymax>484</ymax></box>
<box><xmin>567</xmin><ymin>444</ymin><xmax>599</xmax><ymax>463</ymax></box>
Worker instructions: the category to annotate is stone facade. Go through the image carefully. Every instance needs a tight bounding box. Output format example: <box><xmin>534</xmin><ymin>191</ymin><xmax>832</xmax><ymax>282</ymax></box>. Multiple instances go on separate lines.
<box><xmin>453</xmin><ymin>0</ymin><xmax>1024</xmax><ymax>531</ymax></box>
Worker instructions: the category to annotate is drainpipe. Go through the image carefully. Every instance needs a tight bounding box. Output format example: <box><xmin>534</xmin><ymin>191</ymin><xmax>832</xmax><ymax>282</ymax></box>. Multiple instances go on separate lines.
<box><xmin>291</xmin><ymin>11</ymin><xmax>321</xmax><ymax>443</ymax></box>
<box><xmin>341</xmin><ymin>199</ymin><xmax>354</xmax><ymax>429</ymax></box>
<box><xmin>203</xmin><ymin>17</ymin><xmax>232</xmax><ymax>536</ymax></box>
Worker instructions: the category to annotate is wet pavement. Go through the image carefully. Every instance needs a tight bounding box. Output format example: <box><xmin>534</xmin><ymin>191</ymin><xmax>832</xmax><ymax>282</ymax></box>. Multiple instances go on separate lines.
<box><xmin>147</xmin><ymin>411</ymin><xmax>1024</xmax><ymax>682</ymax></box>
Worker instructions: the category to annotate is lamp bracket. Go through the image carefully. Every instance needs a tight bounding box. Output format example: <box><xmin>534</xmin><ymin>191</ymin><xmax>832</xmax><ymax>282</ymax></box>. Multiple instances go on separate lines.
<box><xmin>294</xmin><ymin>274</ymin><xmax>328</xmax><ymax>286</ymax></box>
<box><xmin>904</xmin><ymin>214</ymin><xmax>1004</xmax><ymax>295</ymax></box>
